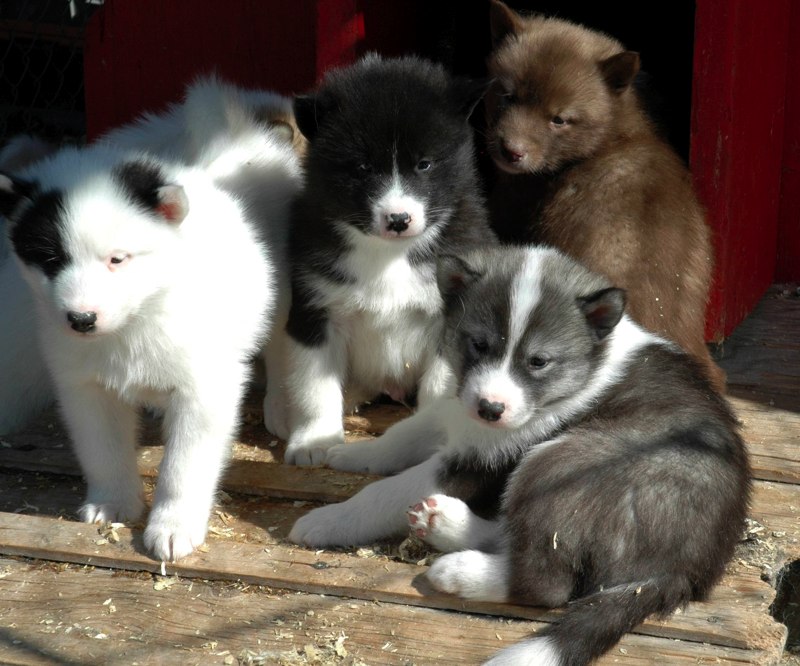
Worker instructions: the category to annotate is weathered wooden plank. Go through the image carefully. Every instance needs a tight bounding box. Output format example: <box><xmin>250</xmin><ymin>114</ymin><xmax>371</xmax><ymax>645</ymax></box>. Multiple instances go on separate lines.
<box><xmin>0</xmin><ymin>558</ymin><xmax>772</xmax><ymax>666</ymax></box>
<box><xmin>0</xmin><ymin>508</ymin><xmax>787</xmax><ymax>654</ymax></box>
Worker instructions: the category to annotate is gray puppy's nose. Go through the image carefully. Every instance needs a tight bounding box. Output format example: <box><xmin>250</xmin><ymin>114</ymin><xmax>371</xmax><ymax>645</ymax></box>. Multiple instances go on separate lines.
<box><xmin>67</xmin><ymin>310</ymin><xmax>97</xmax><ymax>333</ymax></box>
<box><xmin>478</xmin><ymin>398</ymin><xmax>505</xmax><ymax>422</ymax></box>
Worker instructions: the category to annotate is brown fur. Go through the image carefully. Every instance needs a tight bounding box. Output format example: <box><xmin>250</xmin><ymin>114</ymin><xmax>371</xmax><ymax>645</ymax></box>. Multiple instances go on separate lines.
<box><xmin>485</xmin><ymin>0</ymin><xmax>724</xmax><ymax>391</ymax></box>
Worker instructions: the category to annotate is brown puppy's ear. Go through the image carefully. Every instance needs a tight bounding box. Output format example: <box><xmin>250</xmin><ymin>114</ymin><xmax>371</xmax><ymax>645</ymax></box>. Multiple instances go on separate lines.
<box><xmin>599</xmin><ymin>51</ymin><xmax>640</xmax><ymax>94</ymax></box>
<box><xmin>490</xmin><ymin>0</ymin><xmax>525</xmax><ymax>48</ymax></box>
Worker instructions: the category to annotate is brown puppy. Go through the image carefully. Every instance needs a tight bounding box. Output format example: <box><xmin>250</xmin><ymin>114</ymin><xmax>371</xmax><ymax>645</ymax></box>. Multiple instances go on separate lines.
<box><xmin>486</xmin><ymin>0</ymin><xmax>724</xmax><ymax>391</ymax></box>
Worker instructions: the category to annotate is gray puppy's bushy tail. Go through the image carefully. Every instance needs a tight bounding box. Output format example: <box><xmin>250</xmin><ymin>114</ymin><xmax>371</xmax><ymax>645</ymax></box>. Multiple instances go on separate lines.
<box><xmin>485</xmin><ymin>577</ymin><xmax>692</xmax><ymax>666</ymax></box>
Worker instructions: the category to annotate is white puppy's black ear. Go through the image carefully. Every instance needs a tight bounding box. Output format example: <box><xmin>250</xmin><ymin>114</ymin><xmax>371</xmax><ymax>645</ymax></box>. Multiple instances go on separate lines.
<box><xmin>437</xmin><ymin>254</ymin><xmax>483</xmax><ymax>301</ymax></box>
<box><xmin>294</xmin><ymin>92</ymin><xmax>335</xmax><ymax>141</ymax></box>
<box><xmin>578</xmin><ymin>287</ymin><xmax>627</xmax><ymax>340</ymax></box>
<box><xmin>0</xmin><ymin>172</ymin><xmax>36</xmax><ymax>219</ymax></box>
<box><xmin>450</xmin><ymin>77</ymin><xmax>494</xmax><ymax>120</ymax></box>
<box><xmin>114</xmin><ymin>161</ymin><xmax>189</xmax><ymax>225</ymax></box>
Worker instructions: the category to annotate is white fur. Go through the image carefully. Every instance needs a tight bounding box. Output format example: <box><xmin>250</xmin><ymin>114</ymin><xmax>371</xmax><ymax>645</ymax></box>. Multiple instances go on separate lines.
<box><xmin>289</xmin><ymin>454</ymin><xmax>443</xmax><ymax>547</ymax></box>
<box><xmin>285</xmin><ymin>223</ymin><xmax>446</xmax><ymax>465</ymax></box>
<box><xmin>483</xmin><ymin>637</ymin><xmax>563</xmax><ymax>666</ymax></box>
<box><xmin>408</xmin><ymin>494</ymin><xmax>502</xmax><ymax>552</ymax></box>
<box><xmin>371</xmin><ymin>171</ymin><xmax>427</xmax><ymax>238</ymax></box>
<box><xmin>11</xmin><ymin>145</ymin><xmax>273</xmax><ymax>562</ymax></box>
<box><xmin>426</xmin><ymin>549</ymin><xmax>510</xmax><ymax>602</ymax></box>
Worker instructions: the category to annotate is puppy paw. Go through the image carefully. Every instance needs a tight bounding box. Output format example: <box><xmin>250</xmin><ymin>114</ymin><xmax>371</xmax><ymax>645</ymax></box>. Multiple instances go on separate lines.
<box><xmin>427</xmin><ymin>550</ymin><xmax>507</xmax><ymax>602</ymax></box>
<box><xmin>407</xmin><ymin>494</ymin><xmax>472</xmax><ymax>552</ymax></box>
<box><xmin>285</xmin><ymin>432</ymin><xmax>343</xmax><ymax>466</ymax></box>
<box><xmin>288</xmin><ymin>503</ymin><xmax>363</xmax><ymax>547</ymax></box>
<box><xmin>143</xmin><ymin>503</ymin><xmax>208</xmax><ymax>562</ymax></box>
<box><xmin>263</xmin><ymin>392</ymin><xmax>290</xmax><ymax>440</ymax></box>
<box><xmin>80</xmin><ymin>488</ymin><xmax>144</xmax><ymax>524</ymax></box>
<box><xmin>326</xmin><ymin>441</ymin><xmax>383</xmax><ymax>474</ymax></box>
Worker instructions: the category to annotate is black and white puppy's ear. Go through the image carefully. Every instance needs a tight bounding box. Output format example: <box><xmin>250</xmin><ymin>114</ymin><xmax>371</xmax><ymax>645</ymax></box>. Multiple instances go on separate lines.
<box><xmin>599</xmin><ymin>51</ymin><xmax>641</xmax><ymax>94</ymax></box>
<box><xmin>578</xmin><ymin>287</ymin><xmax>626</xmax><ymax>341</ymax></box>
<box><xmin>293</xmin><ymin>91</ymin><xmax>336</xmax><ymax>142</ymax></box>
<box><xmin>489</xmin><ymin>0</ymin><xmax>525</xmax><ymax>48</ymax></box>
<box><xmin>0</xmin><ymin>172</ymin><xmax>37</xmax><ymax>219</ymax></box>
<box><xmin>450</xmin><ymin>77</ymin><xmax>494</xmax><ymax>120</ymax></box>
<box><xmin>437</xmin><ymin>254</ymin><xmax>484</xmax><ymax>302</ymax></box>
<box><xmin>115</xmin><ymin>161</ymin><xmax>189</xmax><ymax>225</ymax></box>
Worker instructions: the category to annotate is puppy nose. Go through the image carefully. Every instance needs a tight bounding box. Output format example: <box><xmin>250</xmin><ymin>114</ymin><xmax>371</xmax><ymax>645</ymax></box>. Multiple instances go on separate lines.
<box><xmin>386</xmin><ymin>212</ymin><xmax>410</xmax><ymax>232</ymax></box>
<box><xmin>500</xmin><ymin>141</ymin><xmax>524</xmax><ymax>163</ymax></box>
<box><xmin>478</xmin><ymin>398</ymin><xmax>506</xmax><ymax>422</ymax></box>
<box><xmin>67</xmin><ymin>310</ymin><xmax>97</xmax><ymax>333</ymax></box>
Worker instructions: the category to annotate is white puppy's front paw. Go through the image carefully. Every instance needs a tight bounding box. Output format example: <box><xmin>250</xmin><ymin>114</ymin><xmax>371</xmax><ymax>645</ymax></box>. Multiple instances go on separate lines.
<box><xmin>285</xmin><ymin>431</ymin><xmax>344</xmax><ymax>466</ymax></box>
<box><xmin>407</xmin><ymin>494</ymin><xmax>473</xmax><ymax>552</ymax></box>
<box><xmin>143</xmin><ymin>503</ymin><xmax>209</xmax><ymax>562</ymax></box>
<box><xmin>263</xmin><ymin>392</ymin><xmax>290</xmax><ymax>441</ymax></box>
<box><xmin>426</xmin><ymin>550</ymin><xmax>506</xmax><ymax>602</ymax></box>
<box><xmin>80</xmin><ymin>487</ymin><xmax>144</xmax><ymax>524</ymax></box>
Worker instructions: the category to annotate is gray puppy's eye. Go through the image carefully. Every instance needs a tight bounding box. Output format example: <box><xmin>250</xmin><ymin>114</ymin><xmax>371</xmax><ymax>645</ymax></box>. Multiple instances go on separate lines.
<box><xmin>529</xmin><ymin>356</ymin><xmax>549</xmax><ymax>369</ymax></box>
<box><xmin>416</xmin><ymin>159</ymin><xmax>433</xmax><ymax>172</ymax></box>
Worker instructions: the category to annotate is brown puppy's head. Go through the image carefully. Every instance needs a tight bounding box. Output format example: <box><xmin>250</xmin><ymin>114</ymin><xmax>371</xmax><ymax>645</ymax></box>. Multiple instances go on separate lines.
<box><xmin>486</xmin><ymin>0</ymin><xmax>639</xmax><ymax>175</ymax></box>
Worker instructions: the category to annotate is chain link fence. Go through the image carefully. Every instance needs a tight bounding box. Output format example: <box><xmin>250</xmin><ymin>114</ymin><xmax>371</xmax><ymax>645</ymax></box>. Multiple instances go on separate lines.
<box><xmin>1</xmin><ymin>0</ymin><xmax>100</xmax><ymax>146</ymax></box>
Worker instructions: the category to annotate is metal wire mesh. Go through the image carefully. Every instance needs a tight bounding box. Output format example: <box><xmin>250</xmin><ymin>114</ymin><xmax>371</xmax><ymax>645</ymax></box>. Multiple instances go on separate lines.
<box><xmin>0</xmin><ymin>0</ymin><xmax>100</xmax><ymax>145</ymax></box>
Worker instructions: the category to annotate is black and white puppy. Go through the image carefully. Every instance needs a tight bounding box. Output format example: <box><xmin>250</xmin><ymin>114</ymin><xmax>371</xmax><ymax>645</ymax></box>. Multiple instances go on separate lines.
<box><xmin>290</xmin><ymin>246</ymin><xmax>750</xmax><ymax>666</ymax></box>
<box><xmin>282</xmin><ymin>54</ymin><xmax>496</xmax><ymax>465</ymax></box>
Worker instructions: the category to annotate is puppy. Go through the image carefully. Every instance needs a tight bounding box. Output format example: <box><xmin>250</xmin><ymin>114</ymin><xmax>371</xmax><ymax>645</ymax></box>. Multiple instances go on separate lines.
<box><xmin>485</xmin><ymin>0</ymin><xmax>725</xmax><ymax>391</ymax></box>
<box><xmin>290</xmin><ymin>245</ymin><xmax>749</xmax><ymax>666</ymax></box>
<box><xmin>282</xmin><ymin>54</ymin><xmax>496</xmax><ymax>466</ymax></box>
<box><xmin>0</xmin><ymin>77</ymin><xmax>303</xmax><ymax>436</ymax></box>
<box><xmin>1</xmin><ymin>144</ymin><xmax>274</xmax><ymax>562</ymax></box>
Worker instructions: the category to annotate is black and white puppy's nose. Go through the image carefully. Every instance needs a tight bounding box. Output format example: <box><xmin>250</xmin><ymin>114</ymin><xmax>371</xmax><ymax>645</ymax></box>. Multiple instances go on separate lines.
<box><xmin>67</xmin><ymin>310</ymin><xmax>97</xmax><ymax>333</ymax></box>
<box><xmin>478</xmin><ymin>398</ymin><xmax>505</xmax><ymax>422</ymax></box>
<box><xmin>386</xmin><ymin>212</ymin><xmax>410</xmax><ymax>233</ymax></box>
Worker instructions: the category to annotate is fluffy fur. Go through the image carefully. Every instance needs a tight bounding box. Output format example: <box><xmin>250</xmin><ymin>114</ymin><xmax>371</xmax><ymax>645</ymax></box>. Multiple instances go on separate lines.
<box><xmin>0</xmin><ymin>76</ymin><xmax>303</xmax><ymax>437</ymax></box>
<box><xmin>283</xmin><ymin>54</ymin><xmax>496</xmax><ymax>465</ymax></box>
<box><xmin>485</xmin><ymin>1</ymin><xmax>724</xmax><ymax>392</ymax></box>
<box><xmin>290</xmin><ymin>245</ymin><xmax>749</xmax><ymax>666</ymax></box>
<box><xmin>0</xmin><ymin>144</ymin><xmax>274</xmax><ymax>562</ymax></box>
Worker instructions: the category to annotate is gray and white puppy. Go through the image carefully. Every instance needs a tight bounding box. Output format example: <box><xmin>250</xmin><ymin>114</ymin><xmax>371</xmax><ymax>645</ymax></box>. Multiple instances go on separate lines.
<box><xmin>290</xmin><ymin>245</ymin><xmax>750</xmax><ymax>666</ymax></box>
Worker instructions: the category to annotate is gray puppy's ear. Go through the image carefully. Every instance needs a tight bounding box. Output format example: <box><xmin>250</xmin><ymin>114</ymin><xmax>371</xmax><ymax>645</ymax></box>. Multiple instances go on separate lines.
<box><xmin>0</xmin><ymin>172</ymin><xmax>36</xmax><ymax>219</ymax></box>
<box><xmin>578</xmin><ymin>287</ymin><xmax>627</xmax><ymax>340</ymax></box>
<box><xmin>437</xmin><ymin>254</ymin><xmax>484</xmax><ymax>301</ymax></box>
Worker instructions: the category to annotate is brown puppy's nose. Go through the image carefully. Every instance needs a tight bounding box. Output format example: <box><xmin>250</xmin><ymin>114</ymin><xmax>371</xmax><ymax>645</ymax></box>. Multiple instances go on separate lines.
<box><xmin>500</xmin><ymin>140</ymin><xmax>524</xmax><ymax>163</ymax></box>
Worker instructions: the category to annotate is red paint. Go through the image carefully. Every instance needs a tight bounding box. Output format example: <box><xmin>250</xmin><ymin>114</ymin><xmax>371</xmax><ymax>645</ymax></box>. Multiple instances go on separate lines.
<box><xmin>83</xmin><ymin>0</ymin><xmax>362</xmax><ymax>140</ymax></box>
<box><xmin>690</xmin><ymin>0</ymin><xmax>792</xmax><ymax>340</ymax></box>
<box><xmin>776</xmin><ymin>0</ymin><xmax>800</xmax><ymax>282</ymax></box>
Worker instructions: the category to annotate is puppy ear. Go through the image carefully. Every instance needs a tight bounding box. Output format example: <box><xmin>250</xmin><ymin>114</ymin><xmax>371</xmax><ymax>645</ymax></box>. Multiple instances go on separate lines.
<box><xmin>115</xmin><ymin>161</ymin><xmax>189</xmax><ymax>225</ymax></box>
<box><xmin>490</xmin><ymin>0</ymin><xmax>524</xmax><ymax>48</ymax></box>
<box><xmin>599</xmin><ymin>51</ymin><xmax>640</xmax><ymax>94</ymax></box>
<box><xmin>451</xmin><ymin>77</ymin><xmax>494</xmax><ymax>119</ymax></box>
<box><xmin>0</xmin><ymin>172</ymin><xmax>36</xmax><ymax>219</ymax></box>
<box><xmin>154</xmin><ymin>185</ymin><xmax>189</xmax><ymax>224</ymax></box>
<box><xmin>437</xmin><ymin>254</ymin><xmax>483</xmax><ymax>300</ymax></box>
<box><xmin>578</xmin><ymin>287</ymin><xmax>626</xmax><ymax>340</ymax></box>
<box><xmin>294</xmin><ymin>92</ymin><xmax>336</xmax><ymax>141</ymax></box>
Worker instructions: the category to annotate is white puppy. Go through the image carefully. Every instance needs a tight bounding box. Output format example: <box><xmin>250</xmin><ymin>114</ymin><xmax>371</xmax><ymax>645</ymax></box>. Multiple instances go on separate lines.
<box><xmin>1</xmin><ymin>144</ymin><xmax>273</xmax><ymax>561</ymax></box>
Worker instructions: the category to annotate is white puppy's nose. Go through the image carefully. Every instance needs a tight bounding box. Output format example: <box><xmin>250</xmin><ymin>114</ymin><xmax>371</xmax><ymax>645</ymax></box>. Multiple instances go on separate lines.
<box><xmin>386</xmin><ymin>211</ymin><xmax>410</xmax><ymax>233</ymax></box>
<box><xmin>478</xmin><ymin>398</ymin><xmax>505</xmax><ymax>422</ymax></box>
<box><xmin>67</xmin><ymin>310</ymin><xmax>97</xmax><ymax>333</ymax></box>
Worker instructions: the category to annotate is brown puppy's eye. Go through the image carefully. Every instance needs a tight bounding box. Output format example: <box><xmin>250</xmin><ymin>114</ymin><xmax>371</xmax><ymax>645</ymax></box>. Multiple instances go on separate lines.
<box><xmin>551</xmin><ymin>116</ymin><xmax>567</xmax><ymax>127</ymax></box>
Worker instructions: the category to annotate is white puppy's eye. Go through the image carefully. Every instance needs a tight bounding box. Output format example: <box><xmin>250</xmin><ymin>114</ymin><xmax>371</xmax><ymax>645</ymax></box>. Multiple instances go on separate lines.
<box><xmin>107</xmin><ymin>253</ymin><xmax>131</xmax><ymax>270</ymax></box>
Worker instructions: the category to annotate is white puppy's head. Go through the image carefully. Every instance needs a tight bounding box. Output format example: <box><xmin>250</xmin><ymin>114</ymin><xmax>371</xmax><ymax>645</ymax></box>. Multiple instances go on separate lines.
<box><xmin>1</xmin><ymin>148</ymin><xmax>188</xmax><ymax>337</ymax></box>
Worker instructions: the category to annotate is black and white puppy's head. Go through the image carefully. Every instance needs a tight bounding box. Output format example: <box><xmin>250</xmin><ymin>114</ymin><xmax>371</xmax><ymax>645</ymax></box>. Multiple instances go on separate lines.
<box><xmin>294</xmin><ymin>54</ymin><xmax>489</xmax><ymax>241</ymax></box>
<box><xmin>0</xmin><ymin>146</ymin><xmax>188</xmax><ymax>337</ymax></box>
<box><xmin>437</xmin><ymin>246</ymin><xmax>626</xmax><ymax>430</ymax></box>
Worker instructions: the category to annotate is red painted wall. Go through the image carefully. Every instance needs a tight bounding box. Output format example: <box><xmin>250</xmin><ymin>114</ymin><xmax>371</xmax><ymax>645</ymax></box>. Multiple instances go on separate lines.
<box><xmin>776</xmin><ymin>0</ymin><xmax>800</xmax><ymax>283</ymax></box>
<box><xmin>690</xmin><ymin>0</ymin><xmax>792</xmax><ymax>340</ymax></box>
<box><xmin>83</xmin><ymin>0</ymin><xmax>362</xmax><ymax>139</ymax></box>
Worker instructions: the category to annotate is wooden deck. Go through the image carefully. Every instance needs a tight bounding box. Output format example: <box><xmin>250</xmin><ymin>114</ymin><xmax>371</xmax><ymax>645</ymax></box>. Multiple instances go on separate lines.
<box><xmin>1</xmin><ymin>287</ymin><xmax>798</xmax><ymax>665</ymax></box>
